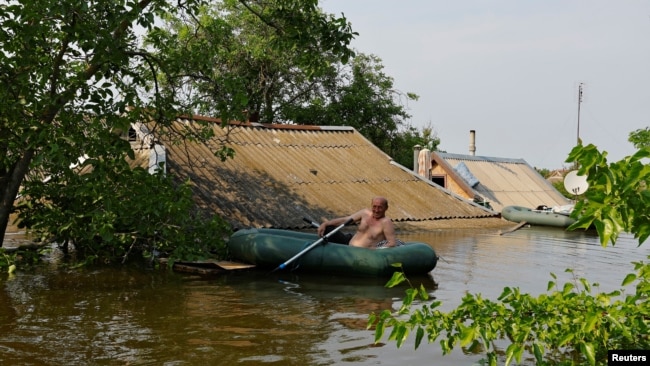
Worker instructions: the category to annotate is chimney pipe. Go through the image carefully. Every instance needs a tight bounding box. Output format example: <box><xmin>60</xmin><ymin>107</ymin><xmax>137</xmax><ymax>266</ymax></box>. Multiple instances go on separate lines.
<box><xmin>469</xmin><ymin>130</ymin><xmax>476</xmax><ymax>156</ymax></box>
<box><xmin>413</xmin><ymin>144</ymin><xmax>422</xmax><ymax>173</ymax></box>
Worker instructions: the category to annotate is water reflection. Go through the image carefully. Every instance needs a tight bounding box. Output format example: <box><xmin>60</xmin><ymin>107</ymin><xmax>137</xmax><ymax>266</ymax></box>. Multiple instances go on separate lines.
<box><xmin>1</xmin><ymin>267</ymin><xmax>179</xmax><ymax>365</ymax></box>
<box><xmin>1</xmin><ymin>227</ymin><xmax>648</xmax><ymax>365</ymax></box>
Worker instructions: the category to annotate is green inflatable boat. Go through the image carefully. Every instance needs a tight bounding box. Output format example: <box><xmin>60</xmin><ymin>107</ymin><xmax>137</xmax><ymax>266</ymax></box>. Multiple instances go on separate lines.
<box><xmin>227</xmin><ymin>228</ymin><xmax>438</xmax><ymax>277</ymax></box>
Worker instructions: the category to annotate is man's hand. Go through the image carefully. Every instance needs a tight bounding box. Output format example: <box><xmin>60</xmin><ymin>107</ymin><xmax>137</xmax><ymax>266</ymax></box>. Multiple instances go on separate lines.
<box><xmin>317</xmin><ymin>223</ymin><xmax>327</xmax><ymax>237</ymax></box>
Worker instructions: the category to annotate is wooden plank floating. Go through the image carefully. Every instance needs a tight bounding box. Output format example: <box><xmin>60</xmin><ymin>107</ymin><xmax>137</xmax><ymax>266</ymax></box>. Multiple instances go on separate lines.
<box><xmin>498</xmin><ymin>221</ymin><xmax>528</xmax><ymax>235</ymax></box>
<box><xmin>209</xmin><ymin>260</ymin><xmax>256</xmax><ymax>270</ymax></box>
<box><xmin>159</xmin><ymin>258</ymin><xmax>255</xmax><ymax>275</ymax></box>
<box><xmin>171</xmin><ymin>262</ymin><xmax>223</xmax><ymax>275</ymax></box>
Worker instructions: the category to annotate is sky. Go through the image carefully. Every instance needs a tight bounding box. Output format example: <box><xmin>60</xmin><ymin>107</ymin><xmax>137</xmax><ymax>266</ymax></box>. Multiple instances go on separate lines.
<box><xmin>319</xmin><ymin>0</ymin><xmax>650</xmax><ymax>170</ymax></box>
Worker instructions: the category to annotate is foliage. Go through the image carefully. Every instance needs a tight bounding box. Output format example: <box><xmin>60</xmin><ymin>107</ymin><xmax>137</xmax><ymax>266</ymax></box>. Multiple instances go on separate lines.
<box><xmin>293</xmin><ymin>54</ymin><xmax>419</xmax><ymax>152</ymax></box>
<box><xmin>150</xmin><ymin>7</ymin><xmax>422</xmax><ymax>164</ymax></box>
<box><xmin>0</xmin><ymin>0</ymin><xmax>203</xmax><ymax>247</ymax></box>
<box><xmin>371</xmin><ymin>262</ymin><xmax>650</xmax><ymax>365</ymax></box>
<box><xmin>371</xmin><ymin>140</ymin><xmax>650</xmax><ymax>364</ymax></box>
<box><xmin>1</xmin><ymin>0</ymin><xmax>357</xmax><ymax>267</ymax></box>
<box><xmin>552</xmin><ymin>180</ymin><xmax>573</xmax><ymax>200</ymax></box>
<box><xmin>566</xmin><ymin>143</ymin><xmax>650</xmax><ymax>246</ymax></box>
<box><xmin>389</xmin><ymin>122</ymin><xmax>441</xmax><ymax>168</ymax></box>
<box><xmin>16</xmin><ymin>153</ymin><xmax>231</xmax><ymax>265</ymax></box>
<box><xmin>536</xmin><ymin>168</ymin><xmax>551</xmax><ymax>178</ymax></box>
<box><xmin>146</xmin><ymin>0</ymin><xmax>357</xmax><ymax>123</ymax></box>
<box><xmin>628</xmin><ymin>127</ymin><xmax>650</xmax><ymax>149</ymax></box>
<box><xmin>0</xmin><ymin>247</ymin><xmax>44</xmax><ymax>273</ymax></box>
<box><xmin>0</xmin><ymin>249</ymin><xmax>17</xmax><ymax>274</ymax></box>
<box><xmin>533</xmin><ymin>168</ymin><xmax>587</xmax><ymax>201</ymax></box>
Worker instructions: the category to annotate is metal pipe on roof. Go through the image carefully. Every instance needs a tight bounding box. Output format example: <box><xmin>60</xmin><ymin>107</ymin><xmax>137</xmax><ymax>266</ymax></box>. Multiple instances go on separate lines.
<box><xmin>469</xmin><ymin>130</ymin><xmax>476</xmax><ymax>156</ymax></box>
<box><xmin>413</xmin><ymin>144</ymin><xmax>422</xmax><ymax>173</ymax></box>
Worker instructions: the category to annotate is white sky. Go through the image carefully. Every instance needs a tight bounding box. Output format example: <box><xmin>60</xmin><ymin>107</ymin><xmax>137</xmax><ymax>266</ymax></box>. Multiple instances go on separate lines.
<box><xmin>320</xmin><ymin>0</ymin><xmax>650</xmax><ymax>170</ymax></box>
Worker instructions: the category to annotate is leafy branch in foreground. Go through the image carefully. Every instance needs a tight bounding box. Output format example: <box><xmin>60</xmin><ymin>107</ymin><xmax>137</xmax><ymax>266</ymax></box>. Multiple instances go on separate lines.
<box><xmin>566</xmin><ymin>143</ymin><xmax>650</xmax><ymax>246</ymax></box>
<box><xmin>370</xmin><ymin>259</ymin><xmax>650</xmax><ymax>365</ymax></box>
<box><xmin>369</xmin><ymin>133</ymin><xmax>650</xmax><ymax>365</ymax></box>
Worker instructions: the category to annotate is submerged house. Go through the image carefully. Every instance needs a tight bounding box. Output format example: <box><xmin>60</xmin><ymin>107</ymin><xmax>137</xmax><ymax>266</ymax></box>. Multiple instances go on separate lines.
<box><xmin>413</xmin><ymin>131</ymin><xmax>571</xmax><ymax>213</ymax></box>
<box><xmin>129</xmin><ymin>116</ymin><xmax>499</xmax><ymax>230</ymax></box>
<box><xmin>429</xmin><ymin>153</ymin><xmax>571</xmax><ymax>212</ymax></box>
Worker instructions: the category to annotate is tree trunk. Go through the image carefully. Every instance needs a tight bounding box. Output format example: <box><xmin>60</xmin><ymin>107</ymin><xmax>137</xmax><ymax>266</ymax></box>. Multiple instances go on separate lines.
<box><xmin>0</xmin><ymin>149</ymin><xmax>35</xmax><ymax>247</ymax></box>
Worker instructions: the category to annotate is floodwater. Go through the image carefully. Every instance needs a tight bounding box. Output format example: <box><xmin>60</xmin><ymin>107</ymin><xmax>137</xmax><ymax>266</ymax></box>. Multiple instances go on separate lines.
<box><xmin>1</xmin><ymin>226</ymin><xmax>648</xmax><ymax>365</ymax></box>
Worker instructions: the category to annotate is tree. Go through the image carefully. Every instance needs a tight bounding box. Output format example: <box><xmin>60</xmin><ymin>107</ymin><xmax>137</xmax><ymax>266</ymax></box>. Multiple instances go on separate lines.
<box><xmin>0</xmin><ymin>0</ymin><xmax>357</xmax><ymax>263</ymax></box>
<box><xmin>146</xmin><ymin>0</ymin><xmax>356</xmax><ymax>123</ymax></box>
<box><xmin>1</xmin><ymin>0</ymin><xmax>178</xmax><ymax>249</ymax></box>
<box><xmin>150</xmin><ymin>3</ymin><xmax>420</xmax><ymax>162</ymax></box>
<box><xmin>388</xmin><ymin>122</ymin><xmax>440</xmax><ymax>168</ymax></box>
<box><xmin>551</xmin><ymin>180</ymin><xmax>573</xmax><ymax>199</ymax></box>
<box><xmin>628</xmin><ymin>127</ymin><xmax>650</xmax><ymax>149</ymax></box>
<box><xmin>293</xmin><ymin>53</ymin><xmax>419</xmax><ymax>151</ymax></box>
<box><xmin>535</xmin><ymin>167</ymin><xmax>551</xmax><ymax>178</ymax></box>
<box><xmin>17</xmin><ymin>162</ymin><xmax>232</xmax><ymax>264</ymax></box>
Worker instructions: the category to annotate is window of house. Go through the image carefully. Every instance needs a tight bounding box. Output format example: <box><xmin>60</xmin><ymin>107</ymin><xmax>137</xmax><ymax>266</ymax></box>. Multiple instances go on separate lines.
<box><xmin>128</xmin><ymin>127</ymin><xmax>137</xmax><ymax>141</ymax></box>
<box><xmin>431</xmin><ymin>175</ymin><xmax>446</xmax><ymax>188</ymax></box>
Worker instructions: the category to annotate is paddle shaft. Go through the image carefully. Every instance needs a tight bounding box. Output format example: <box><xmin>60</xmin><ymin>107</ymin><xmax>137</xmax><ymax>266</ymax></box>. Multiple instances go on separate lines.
<box><xmin>303</xmin><ymin>217</ymin><xmax>320</xmax><ymax>228</ymax></box>
<box><xmin>275</xmin><ymin>217</ymin><xmax>353</xmax><ymax>271</ymax></box>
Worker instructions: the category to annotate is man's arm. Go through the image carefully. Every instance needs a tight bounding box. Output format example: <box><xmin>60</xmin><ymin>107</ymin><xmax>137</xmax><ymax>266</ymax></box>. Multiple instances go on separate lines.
<box><xmin>381</xmin><ymin>219</ymin><xmax>398</xmax><ymax>247</ymax></box>
<box><xmin>317</xmin><ymin>209</ymin><xmax>364</xmax><ymax>236</ymax></box>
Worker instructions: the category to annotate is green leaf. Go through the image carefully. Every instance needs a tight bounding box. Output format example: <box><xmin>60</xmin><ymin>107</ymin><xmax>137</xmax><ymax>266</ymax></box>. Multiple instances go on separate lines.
<box><xmin>417</xmin><ymin>284</ymin><xmax>429</xmax><ymax>301</ymax></box>
<box><xmin>562</xmin><ymin>282</ymin><xmax>575</xmax><ymax>294</ymax></box>
<box><xmin>504</xmin><ymin>343</ymin><xmax>517</xmax><ymax>366</ymax></box>
<box><xmin>367</xmin><ymin>313</ymin><xmax>376</xmax><ymax>330</ymax></box>
<box><xmin>374</xmin><ymin>318</ymin><xmax>385</xmax><ymax>343</ymax></box>
<box><xmin>532</xmin><ymin>343</ymin><xmax>544</xmax><ymax>363</ymax></box>
<box><xmin>621</xmin><ymin>273</ymin><xmax>637</xmax><ymax>286</ymax></box>
<box><xmin>459</xmin><ymin>324</ymin><xmax>475</xmax><ymax>347</ymax></box>
<box><xmin>583</xmin><ymin>313</ymin><xmax>598</xmax><ymax>332</ymax></box>
<box><xmin>385</xmin><ymin>271</ymin><xmax>406</xmax><ymax>288</ymax></box>
<box><xmin>579</xmin><ymin>341</ymin><xmax>596</xmax><ymax>366</ymax></box>
<box><xmin>414</xmin><ymin>327</ymin><xmax>424</xmax><ymax>349</ymax></box>
<box><xmin>393</xmin><ymin>324</ymin><xmax>408</xmax><ymax>348</ymax></box>
<box><xmin>547</xmin><ymin>280</ymin><xmax>555</xmax><ymax>291</ymax></box>
<box><xmin>498</xmin><ymin>286</ymin><xmax>512</xmax><ymax>301</ymax></box>
<box><xmin>558</xmin><ymin>332</ymin><xmax>574</xmax><ymax>346</ymax></box>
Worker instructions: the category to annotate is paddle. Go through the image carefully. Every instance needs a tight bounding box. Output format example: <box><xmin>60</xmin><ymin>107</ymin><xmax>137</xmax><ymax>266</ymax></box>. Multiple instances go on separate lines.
<box><xmin>302</xmin><ymin>217</ymin><xmax>320</xmax><ymax>228</ymax></box>
<box><xmin>271</xmin><ymin>217</ymin><xmax>353</xmax><ymax>272</ymax></box>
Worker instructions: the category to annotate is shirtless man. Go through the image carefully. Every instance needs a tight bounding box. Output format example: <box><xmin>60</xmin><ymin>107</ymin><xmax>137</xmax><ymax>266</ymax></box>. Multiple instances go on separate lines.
<box><xmin>317</xmin><ymin>196</ymin><xmax>398</xmax><ymax>248</ymax></box>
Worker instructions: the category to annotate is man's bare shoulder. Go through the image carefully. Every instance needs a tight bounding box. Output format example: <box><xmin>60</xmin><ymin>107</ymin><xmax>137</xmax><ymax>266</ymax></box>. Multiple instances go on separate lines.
<box><xmin>380</xmin><ymin>216</ymin><xmax>395</xmax><ymax>226</ymax></box>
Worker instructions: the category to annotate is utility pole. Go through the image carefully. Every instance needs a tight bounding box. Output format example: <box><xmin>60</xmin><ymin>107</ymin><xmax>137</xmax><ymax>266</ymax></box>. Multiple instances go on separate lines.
<box><xmin>573</xmin><ymin>83</ymin><xmax>584</xmax><ymax>171</ymax></box>
<box><xmin>577</xmin><ymin>83</ymin><xmax>583</xmax><ymax>144</ymax></box>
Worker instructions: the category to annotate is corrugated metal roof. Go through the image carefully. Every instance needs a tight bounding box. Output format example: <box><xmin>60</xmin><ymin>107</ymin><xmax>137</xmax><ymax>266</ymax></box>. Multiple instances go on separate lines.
<box><xmin>142</xmin><ymin>117</ymin><xmax>497</xmax><ymax>230</ymax></box>
<box><xmin>436</xmin><ymin>152</ymin><xmax>571</xmax><ymax>212</ymax></box>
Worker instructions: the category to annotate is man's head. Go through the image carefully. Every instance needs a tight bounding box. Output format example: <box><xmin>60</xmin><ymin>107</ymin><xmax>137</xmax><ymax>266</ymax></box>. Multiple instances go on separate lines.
<box><xmin>371</xmin><ymin>196</ymin><xmax>388</xmax><ymax>219</ymax></box>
